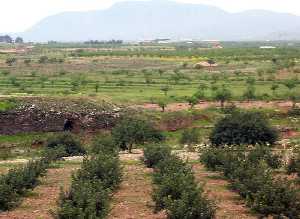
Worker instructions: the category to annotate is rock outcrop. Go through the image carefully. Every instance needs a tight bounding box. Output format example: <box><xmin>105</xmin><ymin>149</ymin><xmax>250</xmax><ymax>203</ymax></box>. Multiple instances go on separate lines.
<box><xmin>0</xmin><ymin>98</ymin><xmax>121</xmax><ymax>135</ymax></box>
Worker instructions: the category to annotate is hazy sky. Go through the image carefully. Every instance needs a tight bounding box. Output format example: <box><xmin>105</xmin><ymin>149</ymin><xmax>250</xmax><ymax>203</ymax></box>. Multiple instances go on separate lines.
<box><xmin>1</xmin><ymin>0</ymin><xmax>300</xmax><ymax>33</ymax></box>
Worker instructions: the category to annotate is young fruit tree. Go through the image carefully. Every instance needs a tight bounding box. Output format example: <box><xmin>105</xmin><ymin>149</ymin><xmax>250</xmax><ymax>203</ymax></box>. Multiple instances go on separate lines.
<box><xmin>112</xmin><ymin>117</ymin><xmax>165</xmax><ymax>153</ymax></box>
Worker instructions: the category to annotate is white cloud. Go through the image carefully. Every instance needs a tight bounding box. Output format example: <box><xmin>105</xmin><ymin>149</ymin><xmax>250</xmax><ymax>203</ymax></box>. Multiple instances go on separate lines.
<box><xmin>1</xmin><ymin>0</ymin><xmax>300</xmax><ymax>33</ymax></box>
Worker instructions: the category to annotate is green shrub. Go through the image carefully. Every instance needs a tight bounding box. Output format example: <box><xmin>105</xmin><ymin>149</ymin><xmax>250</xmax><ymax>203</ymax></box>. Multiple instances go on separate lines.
<box><xmin>90</xmin><ymin>134</ymin><xmax>118</xmax><ymax>156</ymax></box>
<box><xmin>1</xmin><ymin>70</ymin><xmax>10</xmax><ymax>76</ymax></box>
<box><xmin>225</xmin><ymin>155</ymin><xmax>300</xmax><ymax>218</ymax></box>
<box><xmin>55</xmin><ymin>144</ymin><xmax>122</xmax><ymax>219</ymax></box>
<box><xmin>0</xmin><ymin>182</ymin><xmax>18</xmax><ymax>211</ymax></box>
<box><xmin>151</xmin><ymin>154</ymin><xmax>215</xmax><ymax>218</ymax></box>
<box><xmin>251</xmin><ymin>178</ymin><xmax>300</xmax><ymax>218</ymax></box>
<box><xmin>0</xmin><ymin>159</ymin><xmax>49</xmax><ymax>211</ymax></box>
<box><xmin>247</xmin><ymin>145</ymin><xmax>282</xmax><ymax>169</ymax></box>
<box><xmin>0</xmin><ymin>99</ymin><xmax>18</xmax><ymax>112</ymax></box>
<box><xmin>143</xmin><ymin>144</ymin><xmax>171</xmax><ymax>168</ymax></box>
<box><xmin>228</xmin><ymin>162</ymin><xmax>272</xmax><ymax>199</ymax></box>
<box><xmin>200</xmin><ymin>147</ymin><xmax>300</xmax><ymax>218</ymax></box>
<box><xmin>218</xmin><ymin>149</ymin><xmax>245</xmax><ymax>179</ymax></box>
<box><xmin>210</xmin><ymin>111</ymin><xmax>278</xmax><ymax>146</ymax></box>
<box><xmin>42</xmin><ymin>145</ymin><xmax>67</xmax><ymax>161</ymax></box>
<box><xmin>199</xmin><ymin>147</ymin><xmax>225</xmax><ymax>171</ymax></box>
<box><xmin>24</xmin><ymin>58</ymin><xmax>31</xmax><ymax>65</ymax></box>
<box><xmin>45</xmin><ymin>133</ymin><xmax>86</xmax><ymax>157</ymax></box>
<box><xmin>4</xmin><ymin>160</ymin><xmax>48</xmax><ymax>195</ymax></box>
<box><xmin>55</xmin><ymin>179</ymin><xmax>109</xmax><ymax>219</ymax></box>
<box><xmin>180</xmin><ymin>128</ymin><xmax>200</xmax><ymax>146</ymax></box>
<box><xmin>165</xmin><ymin>189</ymin><xmax>215</xmax><ymax>219</ymax></box>
<box><xmin>38</xmin><ymin>56</ymin><xmax>49</xmax><ymax>64</ymax></box>
<box><xmin>213</xmin><ymin>85</ymin><xmax>232</xmax><ymax>108</ymax></box>
<box><xmin>287</xmin><ymin>107</ymin><xmax>300</xmax><ymax>116</ymax></box>
<box><xmin>6</xmin><ymin>57</ymin><xmax>17</xmax><ymax>66</ymax></box>
<box><xmin>221</xmin><ymin>104</ymin><xmax>239</xmax><ymax>114</ymax></box>
<box><xmin>76</xmin><ymin>154</ymin><xmax>122</xmax><ymax>190</ymax></box>
<box><xmin>243</xmin><ymin>85</ymin><xmax>256</xmax><ymax>100</ymax></box>
<box><xmin>153</xmin><ymin>169</ymin><xmax>195</xmax><ymax>211</ymax></box>
<box><xmin>153</xmin><ymin>155</ymin><xmax>190</xmax><ymax>185</ymax></box>
<box><xmin>287</xmin><ymin>151</ymin><xmax>300</xmax><ymax>177</ymax></box>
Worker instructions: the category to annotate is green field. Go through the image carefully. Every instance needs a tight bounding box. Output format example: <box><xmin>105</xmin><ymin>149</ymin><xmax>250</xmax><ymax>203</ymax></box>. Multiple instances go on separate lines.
<box><xmin>0</xmin><ymin>42</ymin><xmax>300</xmax><ymax>104</ymax></box>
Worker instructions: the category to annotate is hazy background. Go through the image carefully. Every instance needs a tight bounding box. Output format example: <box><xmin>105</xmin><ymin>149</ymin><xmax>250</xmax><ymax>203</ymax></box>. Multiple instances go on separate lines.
<box><xmin>1</xmin><ymin>0</ymin><xmax>300</xmax><ymax>33</ymax></box>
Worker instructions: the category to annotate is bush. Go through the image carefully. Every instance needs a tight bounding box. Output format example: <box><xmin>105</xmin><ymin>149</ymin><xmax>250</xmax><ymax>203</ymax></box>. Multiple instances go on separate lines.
<box><xmin>6</xmin><ymin>57</ymin><xmax>17</xmax><ymax>66</ymax></box>
<box><xmin>221</xmin><ymin>104</ymin><xmax>239</xmax><ymax>114</ymax></box>
<box><xmin>287</xmin><ymin>151</ymin><xmax>300</xmax><ymax>177</ymax></box>
<box><xmin>152</xmin><ymin>169</ymin><xmax>195</xmax><ymax>211</ymax></box>
<box><xmin>247</xmin><ymin>145</ymin><xmax>282</xmax><ymax>169</ymax></box>
<box><xmin>24</xmin><ymin>58</ymin><xmax>31</xmax><ymax>65</ymax></box>
<box><xmin>0</xmin><ymin>159</ymin><xmax>49</xmax><ymax>211</ymax></box>
<box><xmin>153</xmin><ymin>155</ymin><xmax>190</xmax><ymax>185</ymax></box>
<box><xmin>165</xmin><ymin>189</ymin><xmax>215</xmax><ymax>219</ymax></box>
<box><xmin>45</xmin><ymin>133</ymin><xmax>86</xmax><ymax>157</ymax></box>
<box><xmin>0</xmin><ymin>99</ymin><xmax>18</xmax><ymax>112</ymax></box>
<box><xmin>150</xmin><ymin>153</ymin><xmax>215</xmax><ymax>218</ymax></box>
<box><xmin>90</xmin><ymin>134</ymin><xmax>118</xmax><ymax>156</ymax></box>
<box><xmin>199</xmin><ymin>147</ymin><xmax>225</xmax><ymax>171</ymax></box>
<box><xmin>1</xmin><ymin>70</ymin><xmax>10</xmax><ymax>76</ymax></box>
<box><xmin>4</xmin><ymin>160</ymin><xmax>48</xmax><ymax>195</ymax></box>
<box><xmin>287</xmin><ymin>107</ymin><xmax>300</xmax><ymax>116</ymax></box>
<box><xmin>0</xmin><ymin>181</ymin><xmax>18</xmax><ymax>211</ymax></box>
<box><xmin>180</xmin><ymin>128</ymin><xmax>200</xmax><ymax>146</ymax></box>
<box><xmin>42</xmin><ymin>145</ymin><xmax>67</xmax><ymax>161</ymax></box>
<box><xmin>200</xmin><ymin>146</ymin><xmax>300</xmax><ymax>218</ymax></box>
<box><xmin>210</xmin><ymin>111</ymin><xmax>278</xmax><ymax>146</ymax></box>
<box><xmin>55</xmin><ymin>143</ymin><xmax>122</xmax><ymax>219</ymax></box>
<box><xmin>38</xmin><ymin>56</ymin><xmax>49</xmax><ymax>64</ymax></box>
<box><xmin>228</xmin><ymin>157</ymin><xmax>300</xmax><ymax>218</ymax></box>
<box><xmin>55</xmin><ymin>179</ymin><xmax>109</xmax><ymax>219</ymax></box>
<box><xmin>228</xmin><ymin>161</ymin><xmax>273</xmax><ymax>199</ymax></box>
<box><xmin>251</xmin><ymin>178</ymin><xmax>300</xmax><ymax>218</ymax></box>
<box><xmin>76</xmin><ymin>154</ymin><xmax>122</xmax><ymax>190</ymax></box>
<box><xmin>143</xmin><ymin>144</ymin><xmax>171</xmax><ymax>168</ymax></box>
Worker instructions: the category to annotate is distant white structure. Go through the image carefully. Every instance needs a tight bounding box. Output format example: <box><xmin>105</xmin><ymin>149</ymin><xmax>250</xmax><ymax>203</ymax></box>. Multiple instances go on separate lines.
<box><xmin>260</xmin><ymin>46</ymin><xmax>276</xmax><ymax>49</ymax></box>
<box><xmin>157</xmin><ymin>40</ymin><xmax>171</xmax><ymax>44</ymax></box>
<box><xmin>202</xmin><ymin>40</ymin><xmax>220</xmax><ymax>42</ymax></box>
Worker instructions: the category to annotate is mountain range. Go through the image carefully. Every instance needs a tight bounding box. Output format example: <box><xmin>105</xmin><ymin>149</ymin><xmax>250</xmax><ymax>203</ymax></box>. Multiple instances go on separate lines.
<box><xmin>17</xmin><ymin>0</ymin><xmax>300</xmax><ymax>42</ymax></box>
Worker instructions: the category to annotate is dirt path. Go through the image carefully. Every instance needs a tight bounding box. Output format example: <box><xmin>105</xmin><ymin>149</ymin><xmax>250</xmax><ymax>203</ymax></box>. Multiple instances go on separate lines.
<box><xmin>108</xmin><ymin>162</ymin><xmax>166</xmax><ymax>219</ymax></box>
<box><xmin>0</xmin><ymin>164</ymin><xmax>79</xmax><ymax>219</ymax></box>
<box><xmin>137</xmin><ymin>100</ymin><xmax>297</xmax><ymax>112</ymax></box>
<box><xmin>193</xmin><ymin>164</ymin><xmax>257</xmax><ymax>219</ymax></box>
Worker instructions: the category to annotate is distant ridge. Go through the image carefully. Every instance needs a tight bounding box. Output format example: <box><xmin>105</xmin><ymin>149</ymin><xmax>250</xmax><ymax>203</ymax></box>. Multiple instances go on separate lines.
<box><xmin>18</xmin><ymin>0</ymin><xmax>300</xmax><ymax>42</ymax></box>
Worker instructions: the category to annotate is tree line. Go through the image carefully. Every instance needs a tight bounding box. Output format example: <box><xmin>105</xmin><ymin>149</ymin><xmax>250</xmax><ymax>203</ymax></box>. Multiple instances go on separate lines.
<box><xmin>0</xmin><ymin>35</ymin><xmax>23</xmax><ymax>44</ymax></box>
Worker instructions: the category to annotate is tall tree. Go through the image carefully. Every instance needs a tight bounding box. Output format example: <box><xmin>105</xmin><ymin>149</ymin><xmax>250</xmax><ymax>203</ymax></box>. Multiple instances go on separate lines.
<box><xmin>112</xmin><ymin>117</ymin><xmax>164</xmax><ymax>153</ymax></box>
<box><xmin>15</xmin><ymin>37</ymin><xmax>24</xmax><ymax>44</ymax></box>
<box><xmin>0</xmin><ymin>35</ymin><xmax>13</xmax><ymax>43</ymax></box>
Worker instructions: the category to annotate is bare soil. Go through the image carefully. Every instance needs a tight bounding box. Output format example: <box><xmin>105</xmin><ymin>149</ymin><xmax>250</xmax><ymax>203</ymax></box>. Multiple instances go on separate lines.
<box><xmin>282</xmin><ymin>130</ymin><xmax>299</xmax><ymax>139</ymax></box>
<box><xmin>108</xmin><ymin>162</ymin><xmax>166</xmax><ymax>219</ymax></box>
